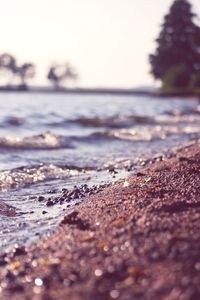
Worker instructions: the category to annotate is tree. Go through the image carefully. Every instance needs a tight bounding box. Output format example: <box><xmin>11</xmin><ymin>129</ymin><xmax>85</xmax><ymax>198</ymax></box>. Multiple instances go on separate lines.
<box><xmin>0</xmin><ymin>53</ymin><xmax>35</xmax><ymax>89</ymax></box>
<box><xmin>0</xmin><ymin>53</ymin><xmax>16</xmax><ymax>70</ymax></box>
<box><xmin>0</xmin><ymin>53</ymin><xmax>17</xmax><ymax>85</ymax></box>
<box><xmin>47</xmin><ymin>63</ymin><xmax>78</xmax><ymax>89</ymax></box>
<box><xmin>16</xmin><ymin>63</ymin><xmax>35</xmax><ymax>87</ymax></box>
<box><xmin>149</xmin><ymin>0</ymin><xmax>200</xmax><ymax>89</ymax></box>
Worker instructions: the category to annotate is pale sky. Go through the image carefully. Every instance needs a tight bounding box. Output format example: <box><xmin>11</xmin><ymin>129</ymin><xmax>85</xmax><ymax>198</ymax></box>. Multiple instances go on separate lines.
<box><xmin>0</xmin><ymin>0</ymin><xmax>199</xmax><ymax>88</ymax></box>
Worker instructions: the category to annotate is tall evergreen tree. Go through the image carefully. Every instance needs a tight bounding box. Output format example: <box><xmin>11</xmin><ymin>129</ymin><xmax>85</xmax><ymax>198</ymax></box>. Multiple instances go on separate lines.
<box><xmin>149</xmin><ymin>0</ymin><xmax>200</xmax><ymax>87</ymax></box>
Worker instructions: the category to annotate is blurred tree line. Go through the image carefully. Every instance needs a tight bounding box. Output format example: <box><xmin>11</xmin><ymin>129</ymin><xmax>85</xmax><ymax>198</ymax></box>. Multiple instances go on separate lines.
<box><xmin>0</xmin><ymin>53</ymin><xmax>78</xmax><ymax>90</ymax></box>
<box><xmin>150</xmin><ymin>0</ymin><xmax>200</xmax><ymax>94</ymax></box>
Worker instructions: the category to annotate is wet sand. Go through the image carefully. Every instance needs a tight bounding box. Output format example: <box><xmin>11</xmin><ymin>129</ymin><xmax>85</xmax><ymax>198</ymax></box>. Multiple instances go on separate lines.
<box><xmin>0</xmin><ymin>142</ymin><xmax>200</xmax><ymax>300</ymax></box>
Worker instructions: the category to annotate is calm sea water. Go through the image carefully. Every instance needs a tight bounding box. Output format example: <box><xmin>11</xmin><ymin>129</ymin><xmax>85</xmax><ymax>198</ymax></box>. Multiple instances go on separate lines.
<box><xmin>0</xmin><ymin>92</ymin><xmax>199</xmax><ymax>251</ymax></box>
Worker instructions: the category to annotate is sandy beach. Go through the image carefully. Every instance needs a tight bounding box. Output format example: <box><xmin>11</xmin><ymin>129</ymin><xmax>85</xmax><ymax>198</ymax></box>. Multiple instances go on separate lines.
<box><xmin>0</xmin><ymin>142</ymin><xmax>200</xmax><ymax>300</ymax></box>
<box><xmin>1</xmin><ymin>0</ymin><xmax>200</xmax><ymax>299</ymax></box>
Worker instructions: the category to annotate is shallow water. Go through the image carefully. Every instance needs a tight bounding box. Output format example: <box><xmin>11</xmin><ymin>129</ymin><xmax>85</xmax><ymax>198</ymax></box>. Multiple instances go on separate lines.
<box><xmin>0</xmin><ymin>92</ymin><xmax>199</xmax><ymax>252</ymax></box>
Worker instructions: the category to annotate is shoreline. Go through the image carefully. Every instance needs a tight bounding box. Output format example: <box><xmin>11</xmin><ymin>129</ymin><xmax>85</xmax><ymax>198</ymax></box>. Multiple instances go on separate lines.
<box><xmin>0</xmin><ymin>86</ymin><xmax>200</xmax><ymax>99</ymax></box>
<box><xmin>1</xmin><ymin>142</ymin><xmax>200</xmax><ymax>299</ymax></box>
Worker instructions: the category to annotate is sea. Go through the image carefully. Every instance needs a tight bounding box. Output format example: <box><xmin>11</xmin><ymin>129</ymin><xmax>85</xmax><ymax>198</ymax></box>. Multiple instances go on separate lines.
<box><xmin>0</xmin><ymin>92</ymin><xmax>199</xmax><ymax>252</ymax></box>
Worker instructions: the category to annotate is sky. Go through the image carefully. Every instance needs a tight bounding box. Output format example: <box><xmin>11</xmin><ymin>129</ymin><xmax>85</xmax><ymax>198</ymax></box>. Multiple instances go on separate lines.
<box><xmin>0</xmin><ymin>0</ymin><xmax>199</xmax><ymax>88</ymax></box>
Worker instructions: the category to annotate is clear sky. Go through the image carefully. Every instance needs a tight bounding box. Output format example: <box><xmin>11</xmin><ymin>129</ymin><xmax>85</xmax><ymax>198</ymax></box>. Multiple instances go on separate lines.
<box><xmin>0</xmin><ymin>0</ymin><xmax>199</xmax><ymax>88</ymax></box>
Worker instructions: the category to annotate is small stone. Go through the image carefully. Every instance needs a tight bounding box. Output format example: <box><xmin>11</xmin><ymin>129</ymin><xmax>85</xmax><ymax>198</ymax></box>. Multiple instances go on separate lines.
<box><xmin>136</xmin><ymin>172</ymin><xmax>146</xmax><ymax>177</ymax></box>
<box><xmin>195</xmin><ymin>262</ymin><xmax>200</xmax><ymax>271</ymax></box>
<box><xmin>123</xmin><ymin>181</ymin><xmax>129</xmax><ymax>187</ymax></box>
<box><xmin>94</xmin><ymin>269</ymin><xmax>103</xmax><ymax>277</ymax></box>
<box><xmin>108</xmin><ymin>167</ymin><xmax>113</xmax><ymax>172</ymax></box>
<box><xmin>128</xmin><ymin>266</ymin><xmax>145</xmax><ymax>277</ymax></box>
<box><xmin>110</xmin><ymin>290</ymin><xmax>119</xmax><ymax>299</ymax></box>
<box><xmin>60</xmin><ymin>211</ymin><xmax>90</xmax><ymax>230</ymax></box>
<box><xmin>115</xmin><ymin>218</ymin><xmax>126</xmax><ymax>226</ymax></box>
<box><xmin>13</xmin><ymin>246</ymin><xmax>27</xmax><ymax>256</ymax></box>
<box><xmin>80</xmin><ymin>232</ymin><xmax>95</xmax><ymax>242</ymax></box>
<box><xmin>0</xmin><ymin>257</ymin><xmax>7</xmax><ymax>266</ymax></box>
<box><xmin>35</xmin><ymin>278</ymin><xmax>43</xmax><ymax>286</ymax></box>
<box><xmin>38</xmin><ymin>196</ymin><xmax>45</xmax><ymax>202</ymax></box>
<box><xmin>8</xmin><ymin>261</ymin><xmax>21</xmax><ymax>270</ymax></box>
<box><xmin>46</xmin><ymin>199</ymin><xmax>54</xmax><ymax>207</ymax></box>
<box><xmin>155</xmin><ymin>164</ymin><xmax>171</xmax><ymax>172</ymax></box>
<box><xmin>96</xmin><ymin>242</ymin><xmax>109</xmax><ymax>251</ymax></box>
<box><xmin>48</xmin><ymin>189</ymin><xmax>58</xmax><ymax>194</ymax></box>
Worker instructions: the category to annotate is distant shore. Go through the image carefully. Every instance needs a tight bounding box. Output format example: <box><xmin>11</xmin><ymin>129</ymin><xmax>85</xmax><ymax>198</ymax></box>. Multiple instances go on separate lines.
<box><xmin>0</xmin><ymin>85</ymin><xmax>200</xmax><ymax>98</ymax></box>
<box><xmin>1</xmin><ymin>142</ymin><xmax>200</xmax><ymax>299</ymax></box>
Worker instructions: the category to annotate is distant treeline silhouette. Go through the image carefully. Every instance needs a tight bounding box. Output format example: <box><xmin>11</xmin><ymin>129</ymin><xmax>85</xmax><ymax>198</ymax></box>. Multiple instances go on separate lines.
<box><xmin>0</xmin><ymin>53</ymin><xmax>78</xmax><ymax>90</ymax></box>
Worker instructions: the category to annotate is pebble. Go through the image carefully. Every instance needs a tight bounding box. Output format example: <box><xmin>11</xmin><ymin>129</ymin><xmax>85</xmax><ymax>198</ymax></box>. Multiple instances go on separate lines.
<box><xmin>44</xmin><ymin>183</ymin><xmax>109</xmax><ymax>208</ymax></box>
<box><xmin>35</xmin><ymin>278</ymin><xmax>43</xmax><ymax>286</ymax></box>
<box><xmin>38</xmin><ymin>196</ymin><xmax>45</xmax><ymax>202</ymax></box>
<box><xmin>94</xmin><ymin>269</ymin><xmax>103</xmax><ymax>277</ymax></box>
<box><xmin>0</xmin><ymin>257</ymin><xmax>7</xmax><ymax>266</ymax></box>
<box><xmin>61</xmin><ymin>211</ymin><xmax>90</xmax><ymax>230</ymax></box>
<box><xmin>46</xmin><ymin>199</ymin><xmax>54</xmax><ymax>207</ymax></box>
<box><xmin>136</xmin><ymin>172</ymin><xmax>146</xmax><ymax>177</ymax></box>
<box><xmin>110</xmin><ymin>290</ymin><xmax>120</xmax><ymax>299</ymax></box>
<box><xmin>13</xmin><ymin>246</ymin><xmax>27</xmax><ymax>257</ymax></box>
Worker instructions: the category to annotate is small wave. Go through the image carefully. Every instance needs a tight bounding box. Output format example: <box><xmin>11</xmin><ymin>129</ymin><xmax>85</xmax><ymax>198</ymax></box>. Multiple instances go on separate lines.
<box><xmin>90</xmin><ymin>125</ymin><xmax>200</xmax><ymax>142</ymax></box>
<box><xmin>0</xmin><ymin>116</ymin><xmax>25</xmax><ymax>128</ymax></box>
<box><xmin>5</xmin><ymin>116</ymin><xmax>25</xmax><ymax>127</ymax></box>
<box><xmin>71</xmin><ymin>115</ymin><xmax>156</xmax><ymax>128</ymax></box>
<box><xmin>47</xmin><ymin>112</ymin><xmax>200</xmax><ymax>129</ymax></box>
<box><xmin>0</xmin><ymin>164</ymin><xmax>86</xmax><ymax>191</ymax></box>
<box><xmin>156</xmin><ymin>114</ymin><xmax>200</xmax><ymax>124</ymax></box>
<box><xmin>47</xmin><ymin>115</ymin><xmax>156</xmax><ymax>129</ymax></box>
<box><xmin>0</xmin><ymin>132</ymin><xmax>73</xmax><ymax>150</ymax></box>
<box><xmin>165</xmin><ymin>105</ymin><xmax>200</xmax><ymax>117</ymax></box>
